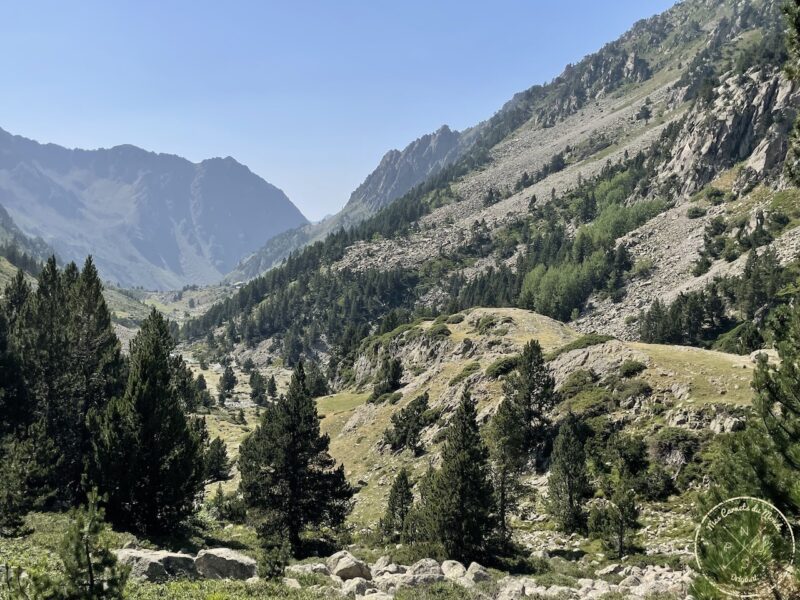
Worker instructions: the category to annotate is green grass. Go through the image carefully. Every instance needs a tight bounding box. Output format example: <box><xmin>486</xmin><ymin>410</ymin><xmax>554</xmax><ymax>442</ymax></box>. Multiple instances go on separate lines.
<box><xmin>126</xmin><ymin>579</ymin><xmax>331</xmax><ymax>600</ymax></box>
<box><xmin>546</xmin><ymin>334</ymin><xmax>615</xmax><ymax>361</ymax></box>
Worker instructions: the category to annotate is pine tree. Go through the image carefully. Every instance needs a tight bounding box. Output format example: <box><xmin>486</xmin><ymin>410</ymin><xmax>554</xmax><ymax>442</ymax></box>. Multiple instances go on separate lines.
<box><xmin>206</xmin><ymin>437</ymin><xmax>231</xmax><ymax>482</ymax></box>
<box><xmin>49</xmin><ymin>489</ymin><xmax>129</xmax><ymax>600</ymax></box>
<box><xmin>0</xmin><ymin>311</ymin><xmax>27</xmax><ymax>435</ymax></box>
<box><xmin>90</xmin><ymin>308</ymin><xmax>204</xmax><ymax>533</ymax></box>
<box><xmin>267</xmin><ymin>375</ymin><xmax>278</xmax><ymax>398</ymax></box>
<box><xmin>503</xmin><ymin>340</ymin><xmax>556</xmax><ymax>456</ymax></box>
<box><xmin>370</xmin><ymin>356</ymin><xmax>403</xmax><ymax>401</ymax></box>
<box><xmin>784</xmin><ymin>0</ymin><xmax>800</xmax><ymax>184</ymax></box>
<box><xmin>381</xmin><ymin>468</ymin><xmax>413</xmax><ymax>541</ymax></box>
<box><xmin>249</xmin><ymin>371</ymin><xmax>267</xmax><ymax>404</ymax></box>
<box><xmin>239</xmin><ymin>363</ymin><xmax>353</xmax><ymax>552</ymax></box>
<box><xmin>485</xmin><ymin>397</ymin><xmax>527</xmax><ymax>545</ymax></box>
<box><xmin>0</xmin><ymin>437</ymin><xmax>32</xmax><ymax>537</ymax></box>
<box><xmin>415</xmin><ymin>391</ymin><xmax>495</xmax><ymax>562</ymax></box>
<box><xmin>548</xmin><ymin>414</ymin><xmax>589</xmax><ymax>533</ymax></box>
<box><xmin>3</xmin><ymin>269</ymin><xmax>30</xmax><ymax>327</ymax></box>
<box><xmin>588</xmin><ymin>479</ymin><xmax>640</xmax><ymax>559</ymax></box>
<box><xmin>218</xmin><ymin>365</ymin><xmax>237</xmax><ymax>401</ymax></box>
<box><xmin>304</xmin><ymin>360</ymin><xmax>329</xmax><ymax>397</ymax></box>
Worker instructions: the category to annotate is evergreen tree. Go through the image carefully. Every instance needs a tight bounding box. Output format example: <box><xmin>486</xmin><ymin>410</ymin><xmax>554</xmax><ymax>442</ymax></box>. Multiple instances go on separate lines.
<box><xmin>381</xmin><ymin>468</ymin><xmax>413</xmax><ymax>541</ymax></box>
<box><xmin>0</xmin><ymin>311</ymin><xmax>27</xmax><ymax>435</ymax></box>
<box><xmin>588</xmin><ymin>479</ymin><xmax>640</xmax><ymax>559</ymax></box>
<box><xmin>383</xmin><ymin>392</ymin><xmax>434</xmax><ymax>454</ymax></box>
<box><xmin>503</xmin><ymin>340</ymin><xmax>556</xmax><ymax>457</ymax></box>
<box><xmin>206</xmin><ymin>437</ymin><xmax>231</xmax><ymax>482</ymax></box>
<box><xmin>48</xmin><ymin>489</ymin><xmax>129</xmax><ymax>600</ymax></box>
<box><xmin>267</xmin><ymin>375</ymin><xmax>278</xmax><ymax>398</ymax></box>
<box><xmin>0</xmin><ymin>437</ymin><xmax>32</xmax><ymax>537</ymax></box>
<box><xmin>784</xmin><ymin>0</ymin><xmax>800</xmax><ymax>184</ymax></box>
<box><xmin>414</xmin><ymin>392</ymin><xmax>495</xmax><ymax>562</ymax></box>
<box><xmin>239</xmin><ymin>363</ymin><xmax>353</xmax><ymax>552</ymax></box>
<box><xmin>249</xmin><ymin>370</ymin><xmax>267</xmax><ymax>405</ymax></box>
<box><xmin>548</xmin><ymin>414</ymin><xmax>589</xmax><ymax>533</ymax></box>
<box><xmin>304</xmin><ymin>360</ymin><xmax>329</xmax><ymax>397</ymax></box>
<box><xmin>485</xmin><ymin>398</ymin><xmax>527</xmax><ymax>545</ymax></box>
<box><xmin>370</xmin><ymin>356</ymin><xmax>403</xmax><ymax>402</ymax></box>
<box><xmin>3</xmin><ymin>269</ymin><xmax>30</xmax><ymax>327</ymax></box>
<box><xmin>218</xmin><ymin>365</ymin><xmax>237</xmax><ymax>401</ymax></box>
<box><xmin>90</xmin><ymin>308</ymin><xmax>204</xmax><ymax>533</ymax></box>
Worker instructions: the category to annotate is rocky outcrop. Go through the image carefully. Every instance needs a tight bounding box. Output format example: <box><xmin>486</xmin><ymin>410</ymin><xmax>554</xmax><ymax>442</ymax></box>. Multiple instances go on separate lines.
<box><xmin>659</xmin><ymin>68</ymin><xmax>797</xmax><ymax>199</ymax></box>
<box><xmin>194</xmin><ymin>548</ymin><xmax>257</xmax><ymax>580</ymax></box>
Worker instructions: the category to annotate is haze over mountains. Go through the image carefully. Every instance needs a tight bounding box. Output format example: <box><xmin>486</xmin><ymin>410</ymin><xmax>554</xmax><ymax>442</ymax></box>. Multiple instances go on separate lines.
<box><xmin>0</xmin><ymin>128</ymin><xmax>307</xmax><ymax>289</ymax></box>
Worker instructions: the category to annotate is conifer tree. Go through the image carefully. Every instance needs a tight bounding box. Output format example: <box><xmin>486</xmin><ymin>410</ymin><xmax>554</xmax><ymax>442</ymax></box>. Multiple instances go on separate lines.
<box><xmin>49</xmin><ymin>489</ymin><xmax>129</xmax><ymax>600</ymax></box>
<box><xmin>90</xmin><ymin>308</ymin><xmax>204</xmax><ymax>533</ymax></box>
<box><xmin>381</xmin><ymin>468</ymin><xmax>413</xmax><ymax>541</ymax></box>
<box><xmin>784</xmin><ymin>0</ymin><xmax>800</xmax><ymax>184</ymax></box>
<box><xmin>415</xmin><ymin>391</ymin><xmax>495</xmax><ymax>562</ymax></box>
<box><xmin>218</xmin><ymin>365</ymin><xmax>237</xmax><ymax>401</ymax></box>
<box><xmin>548</xmin><ymin>414</ymin><xmax>589</xmax><ymax>533</ymax></box>
<box><xmin>239</xmin><ymin>363</ymin><xmax>353</xmax><ymax>552</ymax></box>
<box><xmin>588</xmin><ymin>479</ymin><xmax>640</xmax><ymax>559</ymax></box>
<box><xmin>370</xmin><ymin>356</ymin><xmax>403</xmax><ymax>401</ymax></box>
<box><xmin>486</xmin><ymin>397</ymin><xmax>527</xmax><ymax>545</ymax></box>
<box><xmin>0</xmin><ymin>311</ymin><xmax>27</xmax><ymax>435</ymax></box>
<box><xmin>267</xmin><ymin>375</ymin><xmax>278</xmax><ymax>398</ymax></box>
<box><xmin>0</xmin><ymin>438</ymin><xmax>32</xmax><ymax>537</ymax></box>
<box><xmin>206</xmin><ymin>437</ymin><xmax>231</xmax><ymax>482</ymax></box>
<box><xmin>3</xmin><ymin>269</ymin><xmax>30</xmax><ymax>327</ymax></box>
<box><xmin>503</xmin><ymin>340</ymin><xmax>556</xmax><ymax>456</ymax></box>
<box><xmin>249</xmin><ymin>370</ymin><xmax>267</xmax><ymax>404</ymax></box>
<box><xmin>304</xmin><ymin>360</ymin><xmax>329</xmax><ymax>397</ymax></box>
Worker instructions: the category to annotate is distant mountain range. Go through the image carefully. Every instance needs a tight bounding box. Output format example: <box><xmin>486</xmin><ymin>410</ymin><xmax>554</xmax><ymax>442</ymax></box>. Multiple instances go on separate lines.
<box><xmin>227</xmin><ymin>124</ymin><xmax>478</xmax><ymax>281</ymax></box>
<box><xmin>0</xmin><ymin>128</ymin><xmax>307</xmax><ymax>289</ymax></box>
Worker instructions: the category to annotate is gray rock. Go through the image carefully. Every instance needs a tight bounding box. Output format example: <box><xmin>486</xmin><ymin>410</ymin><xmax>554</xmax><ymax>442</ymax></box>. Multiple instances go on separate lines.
<box><xmin>441</xmin><ymin>559</ymin><xmax>466</xmax><ymax>580</ymax></box>
<box><xmin>195</xmin><ymin>548</ymin><xmax>257</xmax><ymax>580</ymax></box>
<box><xmin>341</xmin><ymin>577</ymin><xmax>376</xmax><ymax>596</ymax></box>
<box><xmin>404</xmin><ymin>558</ymin><xmax>443</xmax><ymax>585</ymax></box>
<box><xmin>465</xmin><ymin>561</ymin><xmax>491</xmax><ymax>583</ymax></box>
<box><xmin>114</xmin><ymin>549</ymin><xmax>197</xmax><ymax>582</ymax></box>
<box><xmin>327</xmin><ymin>551</ymin><xmax>372</xmax><ymax>581</ymax></box>
<box><xmin>283</xmin><ymin>577</ymin><xmax>301</xmax><ymax>589</ymax></box>
<box><xmin>286</xmin><ymin>562</ymin><xmax>330</xmax><ymax>576</ymax></box>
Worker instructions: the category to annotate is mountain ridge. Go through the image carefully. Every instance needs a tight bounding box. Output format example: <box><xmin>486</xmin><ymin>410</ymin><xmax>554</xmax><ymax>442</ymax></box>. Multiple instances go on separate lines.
<box><xmin>0</xmin><ymin>127</ymin><xmax>307</xmax><ymax>289</ymax></box>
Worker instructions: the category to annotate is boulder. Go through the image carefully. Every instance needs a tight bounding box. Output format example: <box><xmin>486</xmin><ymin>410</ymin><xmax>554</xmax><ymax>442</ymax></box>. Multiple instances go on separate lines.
<box><xmin>596</xmin><ymin>563</ymin><xmax>622</xmax><ymax>576</ymax></box>
<box><xmin>195</xmin><ymin>548</ymin><xmax>257</xmax><ymax>580</ymax></box>
<box><xmin>441</xmin><ymin>560</ymin><xmax>466</xmax><ymax>580</ymax></box>
<box><xmin>465</xmin><ymin>561</ymin><xmax>491</xmax><ymax>583</ymax></box>
<box><xmin>327</xmin><ymin>551</ymin><xmax>372</xmax><ymax>581</ymax></box>
<box><xmin>402</xmin><ymin>558</ymin><xmax>443</xmax><ymax>586</ymax></box>
<box><xmin>114</xmin><ymin>549</ymin><xmax>197</xmax><ymax>582</ymax></box>
<box><xmin>341</xmin><ymin>576</ymin><xmax>376</xmax><ymax>596</ymax></box>
<box><xmin>286</xmin><ymin>562</ymin><xmax>330</xmax><ymax>576</ymax></box>
<box><xmin>114</xmin><ymin>549</ymin><xmax>168</xmax><ymax>582</ymax></box>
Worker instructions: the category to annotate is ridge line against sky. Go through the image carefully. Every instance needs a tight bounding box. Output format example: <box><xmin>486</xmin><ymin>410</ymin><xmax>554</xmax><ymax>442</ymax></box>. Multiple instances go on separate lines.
<box><xmin>0</xmin><ymin>0</ymin><xmax>676</xmax><ymax>221</ymax></box>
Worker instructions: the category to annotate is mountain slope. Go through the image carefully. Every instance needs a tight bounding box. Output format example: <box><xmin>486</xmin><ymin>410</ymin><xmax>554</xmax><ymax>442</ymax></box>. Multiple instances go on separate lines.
<box><xmin>0</xmin><ymin>129</ymin><xmax>308</xmax><ymax>289</ymax></box>
<box><xmin>228</xmin><ymin>124</ymin><xmax>477</xmax><ymax>281</ymax></box>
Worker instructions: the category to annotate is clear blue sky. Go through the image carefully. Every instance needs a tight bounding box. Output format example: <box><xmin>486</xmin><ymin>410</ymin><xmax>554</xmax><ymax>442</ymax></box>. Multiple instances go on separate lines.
<box><xmin>0</xmin><ymin>1</ymin><xmax>676</xmax><ymax>221</ymax></box>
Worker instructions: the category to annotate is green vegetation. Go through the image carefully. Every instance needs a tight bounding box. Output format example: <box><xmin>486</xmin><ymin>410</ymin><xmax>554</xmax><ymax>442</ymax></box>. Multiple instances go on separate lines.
<box><xmin>545</xmin><ymin>334</ymin><xmax>615</xmax><ymax>361</ymax></box>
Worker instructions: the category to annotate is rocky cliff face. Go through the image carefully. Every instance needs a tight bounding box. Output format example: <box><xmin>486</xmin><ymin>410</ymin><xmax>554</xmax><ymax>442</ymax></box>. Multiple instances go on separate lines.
<box><xmin>228</xmin><ymin>125</ymin><xmax>475</xmax><ymax>281</ymax></box>
<box><xmin>0</xmin><ymin>129</ymin><xmax>307</xmax><ymax>289</ymax></box>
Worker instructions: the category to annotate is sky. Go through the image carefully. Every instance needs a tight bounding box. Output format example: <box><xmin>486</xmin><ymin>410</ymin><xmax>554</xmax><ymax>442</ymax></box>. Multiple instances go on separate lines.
<box><xmin>0</xmin><ymin>1</ymin><xmax>676</xmax><ymax>221</ymax></box>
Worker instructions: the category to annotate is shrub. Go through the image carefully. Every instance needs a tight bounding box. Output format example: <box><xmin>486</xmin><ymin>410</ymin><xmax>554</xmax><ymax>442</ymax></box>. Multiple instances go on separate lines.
<box><xmin>427</xmin><ymin>323</ymin><xmax>452</xmax><ymax>339</ymax></box>
<box><xmin>612</xmin><ymin>378</ymin><xmax>652</xmax><ymax>402</ymax></box>
<box><xmin>619</xmin><ymin>360</ymin><xmax>646</xmax><ymax>378</ymax></box>
<box><xmin>560</xmin><ymin>369</ymin><xmax>598</xmax><ymax>398</ymax></box>
<box><xmin>687</xmin><ymin>206</ymin><xmax>707</xmax><ymax>219</ymax></box>
<box><xmin>485</xmin><ymin>355</ymin><xmax>519</xmax><ymax>378</ymax></box>
<box><xmin>545</xmin><ymin>334</ymin><xmax>614</xmax><ymax>361</ymax></box>
<box><xmin>631</xmin><ymin>258</ymin><xmax>653</xmax><ymax>278</ymax></box>
<box><xmin>446</xmin><ymin>314</ymin><xmax>465</xmax><ymax>324</ymax></box>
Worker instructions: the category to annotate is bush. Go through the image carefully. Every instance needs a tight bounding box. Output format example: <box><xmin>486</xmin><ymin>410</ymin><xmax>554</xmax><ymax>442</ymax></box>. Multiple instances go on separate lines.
<box><xmin>619</xmin><ymin>360</ymin><xmax>646</xmax><ymax>378</ymax></box>
<box><xmin>612</xmin><ymin>378</ymin><xmax>652</xmax><ymax>402</ymax></box>
<box><xmin>546</xmin><ymin>334</ymin><xmax>614</xmax><ymax>361</ymax></box>
<box><xmin>560</xmin><ymin>369</ymin><xmax>598</xmax><ymax>398</ymax></box>
<box><xmin>427</xmin><ymin>324</ymin><xmax>452</xmax><ymax>339</ymax></box>
<box><xmin>446</xmin><ymin>314</ymin><xmax>465</xmax><ymax>324</ymax></box>
<box><xmin>631</xmin><ymin>258</ymin><xmax>653</xmax><ymax>279</ymax></box>
<box><xmin>687</xmin><ymin>206</ymin><xmax>707</xmax><ymax>219</ymax></box>
<box><xmin>485</xmin><ymin>356</ymin><xmax>519</xmax><ymax>378</ymax></box>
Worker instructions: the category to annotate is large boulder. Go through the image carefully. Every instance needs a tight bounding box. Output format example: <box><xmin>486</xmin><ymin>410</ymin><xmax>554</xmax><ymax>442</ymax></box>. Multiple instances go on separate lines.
<box><xmin>286</xmin><ymin>562</ymin><xmax>330</xmax><ymax>576</ymax></box>
<box><xmin>326</xmin><ymin>551</ymin><xmax>372</xmax><ymax>581</ymax></box>
<box><xmin>195</xmin><ymin>548</ymin><xmax>257</xmax><ymax>580</ymax></box>
<box><xmin>114</xmin><ymin>549</ymin><xmax>197</xmax><ymax>582</ymax></box>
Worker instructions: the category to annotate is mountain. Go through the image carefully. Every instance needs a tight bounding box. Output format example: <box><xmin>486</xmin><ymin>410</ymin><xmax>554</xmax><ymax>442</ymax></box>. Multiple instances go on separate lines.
<box><xmin>0</xmin><ymin>129</ymin><xmax>307</xmax><ymax>289</ymax></box>
<box><xmin>227</xmin><ymin>124</ymin><xmax>477</xmax><ymax>281</ymax></box>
